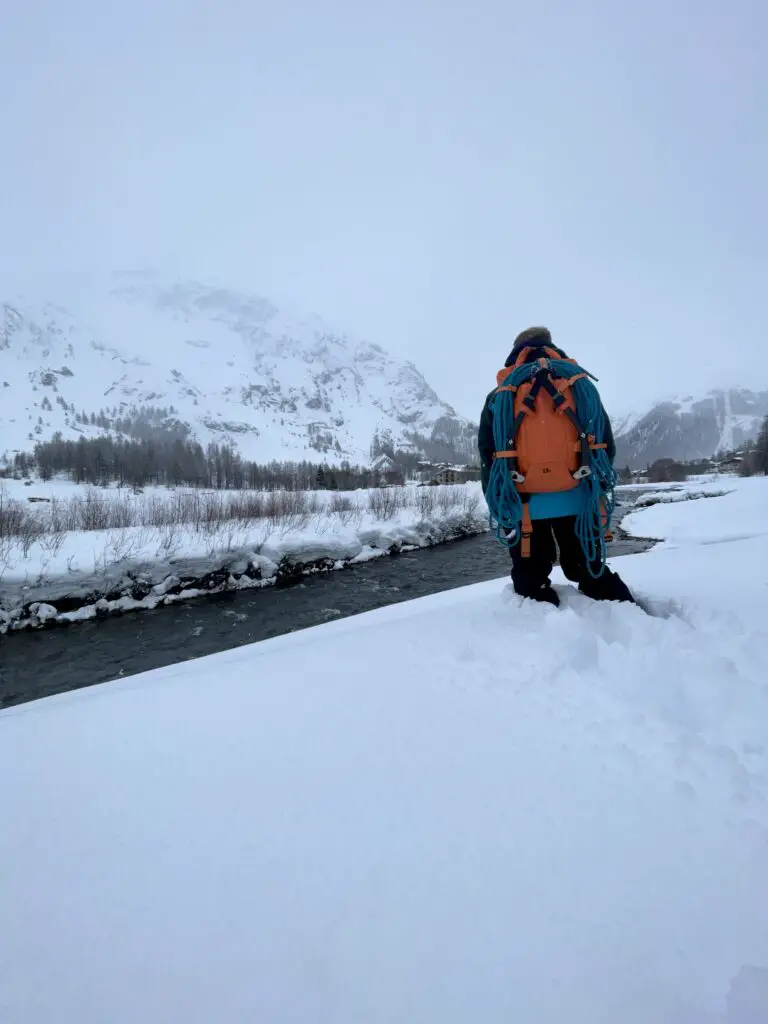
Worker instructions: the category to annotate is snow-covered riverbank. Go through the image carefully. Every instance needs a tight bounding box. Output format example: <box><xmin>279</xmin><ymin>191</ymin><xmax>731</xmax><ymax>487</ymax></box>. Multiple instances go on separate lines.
<box><xmin>0</xmin><ymin>480</ymin><xmax>487</xmax><ymax>632</ymax></box>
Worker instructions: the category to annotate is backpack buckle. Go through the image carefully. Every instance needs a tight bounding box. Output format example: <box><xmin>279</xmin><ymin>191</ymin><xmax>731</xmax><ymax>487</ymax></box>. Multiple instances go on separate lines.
<box><xmin>510</xmin><ymin>470</ymin><xmax>525</xmax><ymax>484</ymax></box>
<box><xmin>573</xmin><ymin>466</ymin><xmax>592</xmax><ymax>480</ymax></box>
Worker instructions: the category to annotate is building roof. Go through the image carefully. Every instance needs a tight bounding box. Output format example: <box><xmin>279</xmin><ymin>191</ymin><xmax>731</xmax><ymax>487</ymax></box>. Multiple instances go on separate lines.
<box><xmin>370</xmin><ymin>453</ymin><xmax>396</xmax><ymax>471</ymax></box>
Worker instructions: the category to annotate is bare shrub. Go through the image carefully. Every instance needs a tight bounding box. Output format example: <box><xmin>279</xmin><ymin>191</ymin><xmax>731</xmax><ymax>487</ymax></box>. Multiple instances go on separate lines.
<box><xmin>436</xmin><ymin>485</ymin><xmax>459</xmax><ymax>515</ymax></box>
<box><xmin>108</xmin><ymin>492</ymin><xmax>135</xmax><ymax>530</ymax></box>
<box><xmin>226</xmin><ymin>491</ymin><xmax>265</xmax><ymax>523</ymax></box>
<box><xmin>34</xmin><ymin>556</ymin><xmax>51</xmax><ymax>589</ymax></box>
<box><xmin>328</xmin><ymin>491</ymin><xmax>361</xmax><ymax>527</ymax></box>
<box><xmin>21</xmin><ymin>523</ymin><xmax>45</xmax><ymax>556</ymax></box>
<box><xmin>460</xmin><ymin>491</ymin><xmax>480</xmax><ymax>517</ymax></box>
<box><xmin>0</xmin><ymin>488</ymin><xmax>30</xmax><ymax>540</ymax></box>
<box><xmin>329</xmin><ymin>492</ymin><xmax>354</xmax><ymax>514</ymax></box>
<box><xmin>368</xmin><ymin>488</ymin><xmax>399</xmax><ymax>520</ymax></box>
<box><xmin>282</xmin><ymin>489</ymin><xmax>310</xmax><ymax>518</ymax></box>
<box><xmin>222</xmin><ymin>521</ymin><xmax>246</xmax><ymax>553</ymax></box>
<box><xmin>76</xmin><ymin>489</ymin><xmax>113</xmax><ymax>531</ymax></box>
<box><xmin>199</xmin><ymin>493</ymin><xmax>226</xmax><ymax>531</ymax></box>
<box><xmin>0</xmin><ymin>536</ymin><xmax>13</xmax><ymax>583</ymax></box>
<box><xmin>306</xmin><ymin>490</ymin><xmax>323</xmax><ymax>515</ymax></box>
<box><xmin>39</xmin><ymin>527</ymin><xmax>67</xmax><ymax>558</ymax></box>
<box><xmin>155</xmin><ymin>522</ymin><xmax>183</xmax><ymax>559</ymax></box>
<box><xmin>263</xmin><ymin>489</ymin><xmax>309</xmax><ymax>527</ymax></box>
<box><xmin>106</xmin><ymin>530</ymin><xmax>143</xmax><ymax>565</ymax></box>
<box><xmin>415</xmin><ymin>488</ymin><xmax>436</xmax><ymax>517</ymax></box>
<box><xmin>48</xmin><ymin>496</ymin><xmax>76</xmax><ymax>534</ymax></box>
<box><xmin>1</xmin><ymin>499</ymin><xmax>48</xmax><ymax>556</ymax></box>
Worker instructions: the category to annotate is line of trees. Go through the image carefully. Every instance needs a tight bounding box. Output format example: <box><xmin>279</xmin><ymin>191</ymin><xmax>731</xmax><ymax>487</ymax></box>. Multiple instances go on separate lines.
<box><xmin>1</xmin><ymin>434</ymin><xmax>385</xmax><ymax>491</ymax></box>
<box><xmin>70</xmin><ymin>403</ymin><xmax>192</xmax><ymax>442</ymax></box>
<box><xmin>5</xmin><ymin>413</ymin><xmax>766</xmax><ymax>492</ymax></box>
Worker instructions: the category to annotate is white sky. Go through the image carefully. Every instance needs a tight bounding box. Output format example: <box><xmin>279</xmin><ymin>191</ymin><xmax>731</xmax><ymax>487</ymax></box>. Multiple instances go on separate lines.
<box><xmin>2</xmin><ymin>0</ymin><xmax>767</xmax><ymax>419</ymax></box>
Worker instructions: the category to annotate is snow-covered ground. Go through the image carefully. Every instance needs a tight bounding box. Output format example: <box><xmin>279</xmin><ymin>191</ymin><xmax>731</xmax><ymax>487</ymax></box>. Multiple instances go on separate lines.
<box><xmin>1</xmin><ymin>477</ymin><xmax>767</xmax><ymax>1022</ymax></box>
<box><xmin>623</xmin><ymin>478</ymin><xmax>767</xmax><ymax>547</ymax></box>
<box><xmin>0</xmin><ymin>479</ymin><xmax>486</xmax><ymax>631</ymax></box>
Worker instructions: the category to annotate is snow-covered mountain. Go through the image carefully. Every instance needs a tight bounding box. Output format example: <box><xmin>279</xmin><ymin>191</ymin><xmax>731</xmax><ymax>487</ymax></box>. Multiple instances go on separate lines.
<box><xmin>0</xmin><ymin>273</ymin><xmax>475</xmax><ymax>465</ymax></box>
<box><xmin>614</xmin><ymin>388</ymin><xmax>768</xmax><ymax>469</ymax></box>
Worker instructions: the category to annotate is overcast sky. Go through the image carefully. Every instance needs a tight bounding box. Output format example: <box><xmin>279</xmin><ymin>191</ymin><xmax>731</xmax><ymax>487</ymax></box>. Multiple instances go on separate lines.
<box><xmin>2</xmin><ymin>0</ymin><xmax>766</xmax><ymax>419</ymax></box>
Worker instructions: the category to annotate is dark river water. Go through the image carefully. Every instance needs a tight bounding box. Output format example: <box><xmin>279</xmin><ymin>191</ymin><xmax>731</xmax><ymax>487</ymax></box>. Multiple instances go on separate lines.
<box><xmin>0</xmin><ymin>515</ymin><xmax>650</xmax><ymax>708</ymax></box>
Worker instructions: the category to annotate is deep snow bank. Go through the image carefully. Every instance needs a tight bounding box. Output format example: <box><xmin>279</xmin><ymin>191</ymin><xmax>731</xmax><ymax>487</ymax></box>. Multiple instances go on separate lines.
<box><xmin>1</xmin><ymin>478</ymin><xmax>768</xmax><ymax>1022</ymax></box>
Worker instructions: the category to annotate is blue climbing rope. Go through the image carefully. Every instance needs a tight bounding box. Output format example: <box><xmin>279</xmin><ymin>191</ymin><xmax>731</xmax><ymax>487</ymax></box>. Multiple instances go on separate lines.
<box><xmin>486</xmin><ymin>360</ymin><xmax>537</xmax><ymax>544</ymax></box>
<box><xmin>486</xmin><ymin>358</ymin><xmax>618</xmax><ymax>577</ymax></box>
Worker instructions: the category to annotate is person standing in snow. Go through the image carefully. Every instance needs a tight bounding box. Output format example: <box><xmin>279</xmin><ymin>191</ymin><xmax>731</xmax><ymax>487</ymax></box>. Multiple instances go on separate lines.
<box><xmin>478</xmin><ymin>326</ymin><xmax>634</xmax><ymax>606</ymax></box>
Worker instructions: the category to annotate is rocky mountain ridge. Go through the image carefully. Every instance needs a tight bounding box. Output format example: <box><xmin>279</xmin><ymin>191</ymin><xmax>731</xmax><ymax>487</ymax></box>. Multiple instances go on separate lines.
<box><xmin>0</xmin><ymin>273</ymin><xmax>476</xmax><ymax>466</ymax></box>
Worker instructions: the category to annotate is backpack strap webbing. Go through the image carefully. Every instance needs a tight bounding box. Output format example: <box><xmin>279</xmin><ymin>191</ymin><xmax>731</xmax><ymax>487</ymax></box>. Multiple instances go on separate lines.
<box><xmin>520</xmin><ymin>499</ymin><xmax>533</xmax><ymax>558</ymax></box>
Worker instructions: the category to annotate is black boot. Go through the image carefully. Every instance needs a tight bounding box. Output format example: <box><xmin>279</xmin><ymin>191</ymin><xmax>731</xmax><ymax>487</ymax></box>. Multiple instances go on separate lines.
<box><xmin>579</xmin><ymin>568</ymin><xmax>634</xmax><ymax>604</ymax></box>
<box><xmin>513</xmin><ymin>579</ymin><xmax>560</xmax><ymax>606</ymax></box>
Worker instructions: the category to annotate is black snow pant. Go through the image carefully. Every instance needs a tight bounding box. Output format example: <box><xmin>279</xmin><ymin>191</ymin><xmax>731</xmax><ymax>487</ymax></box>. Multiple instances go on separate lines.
<box><xmin>510</xmin><ymin>516</ymin><xmax>634</xmax><ymax>603</ymax></box>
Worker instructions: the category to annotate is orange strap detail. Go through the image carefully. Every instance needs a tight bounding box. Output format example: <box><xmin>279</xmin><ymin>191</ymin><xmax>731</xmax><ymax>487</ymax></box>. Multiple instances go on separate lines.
<box><xmin>554</xmin><ymin>372</ymin><xmax>588</xmax><ymax>394</ymax></box>
<box><xmin>493</xmin><ymin>450</ymin><xmax>518</xmax><ymax>459</ymax></box>
<box><xmin>541</xmin><ymin>346</ymin><xmax>565</xmax><ymax>361</ymax></box>
<box><xmin>495</xmin><ymin>384</ymin><xmax>517</xmax><ymax>393</ymax></box>
<box><xmin>511</xmin><ymin>347</ymin><xmax>580</xmax><ymax>370</ymax></box>
<box><xmin>520</xmin><ymin>503</ymin><xmax>533</xmax><ymax>559</ymax></box>
<box><xmin>572</xmin><ymin>440</ymin><xmax>607</xmax><ymax>455</ymax></box>
<box><xmin>586</xmin><ymin>435</ymin><xmax>608</xmax><ymax>451</ymax></box>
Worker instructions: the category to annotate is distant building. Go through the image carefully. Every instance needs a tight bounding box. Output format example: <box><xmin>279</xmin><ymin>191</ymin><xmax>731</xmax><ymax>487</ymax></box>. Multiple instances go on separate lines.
<box><xmin>370</xmin><ymin>453</ymin><xmax>396</xmax><ymax>475</ymax></box>
<box><xmin>715</xmin><ymin>453</ymin><xmax>743</xmax><ymax>473</ymax></box>
<box><xmin>434</xmin><ymin>467</ymin><xmax>459</xmax><ymax>484</ymax></box>
<box><xmin>435</xmin><ymin>465</ymin><xmax>479</xmax><ymax>484</ymax></box>
<box><xmin>370</xmin><ymin>453</ymin><xmax>404</xmax><ymax>486</ymax></box>
<box><xmin>415</xmin><ymin>462</ymin><xmax>482</xmax><ymax>485</ymax></box>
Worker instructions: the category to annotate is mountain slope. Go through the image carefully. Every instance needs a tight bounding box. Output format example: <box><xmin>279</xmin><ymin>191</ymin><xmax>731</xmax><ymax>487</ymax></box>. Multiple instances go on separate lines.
<box><xmin>0</xmin><ymin>273</ymin><xmax>475</xmax><ymax>465</ymax></box>
<box><xmin>614</xmin><ymin>388</ymin><xmax>768</xmax><ymax>468</ymax></box>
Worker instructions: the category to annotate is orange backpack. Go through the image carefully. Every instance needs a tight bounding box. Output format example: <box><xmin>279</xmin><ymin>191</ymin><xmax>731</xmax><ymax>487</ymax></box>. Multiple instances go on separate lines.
<box><xmin>494</xmin><ymin>345</ymin><xmax>604</xmax><ymax>495</ymax></box>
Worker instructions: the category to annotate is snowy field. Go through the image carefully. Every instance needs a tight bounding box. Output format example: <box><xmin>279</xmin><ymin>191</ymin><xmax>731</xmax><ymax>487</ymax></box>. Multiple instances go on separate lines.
<box><xmin>1</xmin><ymin>477</ymin><xmax>767</xmax><ymax>1022</ymax></box>
<box><xmin>0</xmin><ymin>478</ymin><xmax>486</xmax><ymax>631</ymax></box>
